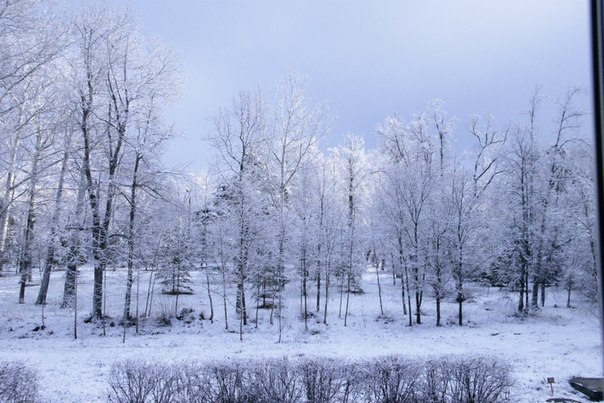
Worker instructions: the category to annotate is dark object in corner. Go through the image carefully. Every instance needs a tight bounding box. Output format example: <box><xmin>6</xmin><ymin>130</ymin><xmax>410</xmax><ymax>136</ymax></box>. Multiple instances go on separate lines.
<box><xmin>569</xmin><ymin>377</ymin><xmax>604</xmax><ymax>401</ymax></box>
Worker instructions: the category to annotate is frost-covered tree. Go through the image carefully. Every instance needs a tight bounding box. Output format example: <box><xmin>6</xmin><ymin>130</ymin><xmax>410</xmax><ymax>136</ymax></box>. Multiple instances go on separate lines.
<box><xmin>158</xmin><ymin>217</ymin><xmax>194</xmax><ymax>297</ymax></box>
<box><xmin>499</xmin><ymin>89</ymin><xmax>584</xmax><ymax>313</ymax></box>
<box><xmin>68</xmin><ymin>7</ymin><xmax>180</xmax><ymax>319</ymax></box>
<box><xmin>377</xmin><ymin>111</ymin><xmax>435</xmax><ymax>325</ymax></box>
<box><xmin>264</xmin><ymin>72</ymin><xmax>325</xmax><ymax>341</ymax></box>
<box><xmin>290</xmin><ymin>159</ymin><xmax>322</xmax><ymax>331</ymax></box>
<box><xmin>566</xmin><ymin>144</ymin><xmax>597</xmax><ymax>301</ymax></box>
<box><xmin>331</xmin><ymin>134</ymin><xmax>368</xmax><ymax>326</ymax></box>
<box><xmin>312</xmin><ymin>154</ymin><xmax>345</xmax><ymax>325</ymax></box>
<box><xmin>0</xmin><ymin>0</ymin><xmax>64</xmax><ymax>273</ymax></box>
<box><xmin>209</xmin><ymin>90</ymin><xmax>266</xmax><ymax>330</ymax></box>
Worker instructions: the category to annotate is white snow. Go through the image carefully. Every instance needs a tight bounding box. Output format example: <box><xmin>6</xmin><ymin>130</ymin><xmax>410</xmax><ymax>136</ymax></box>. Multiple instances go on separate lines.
<box><xmin>0</xmin><ymin>266</ymin><xmax>601</xmax><ymax>402</ymax></box>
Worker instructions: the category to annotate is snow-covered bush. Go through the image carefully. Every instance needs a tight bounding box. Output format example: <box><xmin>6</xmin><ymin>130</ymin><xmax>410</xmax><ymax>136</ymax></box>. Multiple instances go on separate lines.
<box><xmin>359</xmin><ymin>355</ymin><xmax>421</xmax><ymax>402</ymax></box>
<box><xmin>447</xmin><ymin>356</ymin><xmax>512</xmax><ymax>402</ymax></box>
<box><xmin>155</xmin><ymin>306</ymin><xmax>173</xmax><ymax>327</ymax></box>
<box><xmin>203</xmin><ymin>361</ymin><xmax>252</xmax><ymax>402</ymax></box>
<box><xmin>0</xmin><ymin>361</ymin><xmax>38</xmax><ymax>403</ymax></box>
<box><xmin>250</xmin><ymin>358</ymin><xmax>301</xmax><ymax>403</ymax></box>
<box><xmin>176</xmin><ymin>307</ymin><xmax>195</xmax><ymax>324</ymax></box>
<box><xmin>297</xmin><ymin>357</ymin><xmax>358</xmax><ymax>403</ymax></box>
<box><xmin>107</xmin><ymin>360</ymin><xmax>179</xmax><ymax>403</ymax></box>
<box><xmin>171</xmin><ymin>363</ymin><xmax>213</xmax><ymax>403</ymax></box>
<box><xmin>420</xmin><ymin>359</ymin><xmax>451</xmax><ymax>402</ymax></box>
<box><xmin>106</xmin><ymin>355</ymin><xmax>513</xmax><ymax>403</ymax></box>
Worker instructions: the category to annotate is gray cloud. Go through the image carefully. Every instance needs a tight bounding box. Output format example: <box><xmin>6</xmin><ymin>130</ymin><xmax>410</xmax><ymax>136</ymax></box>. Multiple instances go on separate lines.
<box><xmin>125</xmin><ymin>0</ymin><xmax>592</xmax><ymax>171</ymax></box>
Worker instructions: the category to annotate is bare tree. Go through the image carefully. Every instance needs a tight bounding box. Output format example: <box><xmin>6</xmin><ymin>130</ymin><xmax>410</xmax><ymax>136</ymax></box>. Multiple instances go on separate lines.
<box><xmin>36</xmin><ymin>128</ymin><xmax>74</xmax><ymax>305</ymax></box>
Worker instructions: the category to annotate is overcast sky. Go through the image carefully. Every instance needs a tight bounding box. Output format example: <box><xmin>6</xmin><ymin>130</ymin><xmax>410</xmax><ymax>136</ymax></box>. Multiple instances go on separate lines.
<box><xmin>114</xmin><ymin>0</ymin><xmax>592</xmax><ymax>172</ymax></box>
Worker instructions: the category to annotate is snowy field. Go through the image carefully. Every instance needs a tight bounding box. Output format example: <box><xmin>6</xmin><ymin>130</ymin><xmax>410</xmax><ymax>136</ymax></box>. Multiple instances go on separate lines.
<box><xmin>0</xmin><ymin>266</ymin><xmax>601</xmax><ymax>402</ymax></box>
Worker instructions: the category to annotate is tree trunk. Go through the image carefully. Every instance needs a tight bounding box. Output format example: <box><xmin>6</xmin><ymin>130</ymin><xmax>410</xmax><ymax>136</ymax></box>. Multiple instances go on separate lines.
<box><xmin>415</xmin><ymin>290</ymin><xmax>422</xmax><ymax>325</ymax></box>
<box><xmin>135</xmin><ymin>265</ymin><xmax>140</xmax><ymax>334</ymax></box>
<box><xmin>217</xmin><ymin>226</ymin><xmax>229</xmax><ymax>330</ymax></box>
<box><xmin>455</xmin><ymin>232</ymin><xmax>465</xmax><ymax>325</ymax></box>
<box><xmin>18</xmin><ymin>197</ymin><xmax>35</xmax><ymax>304</ymax></box>
<box><xmin>338</xmin><ymin>274</ymin><xmax>344</xmax><ymax>318</ymax></box>
<box><xmin>376</xmin><ymin>258</ymin><xmax>383</xmax><ymax>316</ymax></box>
<box><xmin>404</xmin><ymin>265</ymin><xmax>413</xmax><ymax>327</ymax></box>
<box><xmin>144</xmin><ymin>270</ymin><xmax>153</xmax><ymax>318</ymax></box>
<box><xmin>81</xmin><ymin>103</ymin><xmax>104</xmax><ymax>319</ymax></box>
<box><xmin>401</xmin><ymin>274</ymin><xmax>406</xmax><ymax>319</ymax></box>
<box><xmin>37</xmin><ymin>144</ymin><xmax>69</xmax><ymax>305</ymax></box>
<box><xmin>62</xmin><ymin>170</ymin><xmax>87</xmax><ymax>308</ymax></box>
<box><xmin>395</xmin><ymin>246</ymin><xmax>407</xmax><ymax>316</ymax></box>
<box><xmin>18</xmin><ymin>132</ymin><xmax>42</xmax><ymax>304</ymax></box>
<box><xmin>277</xmin><ymin>289</ymin><xmax>283</xmax><ymax>343</ymax></box>
<box><xmin>73</xmin><ymin>269</ymin><xmax>78</xmax><ymax>339</ymax></box>
<box><xmin>237</xmin><ymin>274</ymin><xmax>247</xmax><ymax>325</ymax></box>
<box><xmin>566</xmin><ymin>277</ymin><xmax>572</xmax><ymax>308</ymax></box>
<box><xmin>531</xmin><ymin>275</ymin><xmax>540</xmax><ymax>308</ymax></box>
<box><xmin>0</xmin><ymin>129</ymin><xmax>21</xmax><ymax>274</ymax></box>
<box><xmin>436</xmin><ymin>297</ymin><xmax>441</xmax><ymax>327</ymax></box>
<box><xmin>222</xmin><ymin>266</ymin><xmax>228</xmax><ymax>330</ymax></box>
<box><xmin>206</xmin><ymin>273</ymin><xmax>214</xmax><ymax>322</ymax></box>
<box><xmin>524</xmin><ymin>271</ymin><xmax>529</xmax><ymax>312</ymax></box>
<box><xmin>123</xmin><ymin>154</ymin><xmax>141</xmax><ymax>320</ymax></box>
<box><xmin>518</xmin><ymin>274</ymin><xmax>525</xmax><ymax>313</ymax></box>
<box><xmin>316</xmin><ymin>271</ymin><xmax>321</xmax><ymax>313</ymax></box>
<box><xmin>302</xmin><ymin>251</ymin><xmax>308</xmax><ymax>331</ymax></box>
<box><xmin>147</xmin><ymin>265</ymin><xmax>157</xmax><ymax>318</ymax></box>
<box><xmin>255</xmin><ymin>283</ymin><xmax>260</xmax><ymax>329</ymax></box>
<box><xmin>344</xmin><ymin>272</ymin><xmax>352</xmax><ymax>327</ymax></box>
<box><xmin>412</xmin><ymin>223</ymin><xmax>422</xmax><ymax>325</ymax></box>
<box><xmin>323</xmin><ymin>270</ymin><xmax>329</xmax><ymax>325</ymax></box>
<box><xmin>201</xmin><ymin>217</ymin><xmax>214</xmax><ymax>323</ymax></box>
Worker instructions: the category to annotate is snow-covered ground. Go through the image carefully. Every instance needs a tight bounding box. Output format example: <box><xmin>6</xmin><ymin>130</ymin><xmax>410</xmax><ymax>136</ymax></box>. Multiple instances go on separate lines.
<box><xmin>0</xmin><ymin>266</ymin><xmax>601</xmax><ymax>402</ymax></box>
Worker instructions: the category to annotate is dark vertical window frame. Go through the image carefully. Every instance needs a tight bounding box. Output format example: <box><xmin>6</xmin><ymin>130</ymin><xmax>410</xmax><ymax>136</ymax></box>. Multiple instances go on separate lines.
<box><xmin>591</xmin><ymin>0</ymin><xmax>604</xmax><ymax>373</ymax></box>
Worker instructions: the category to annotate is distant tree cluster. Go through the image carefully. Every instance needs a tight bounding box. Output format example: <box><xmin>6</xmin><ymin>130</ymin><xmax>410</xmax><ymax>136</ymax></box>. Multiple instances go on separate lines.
<box><xmin>0</xmin><ymin>0</ymin><xmax>595</xmax><ymax>337</ymax></box>
<box><xmin>203</xmin><ymin>83</ymin><xmax>593</xmax><ymax>333</ymax></box>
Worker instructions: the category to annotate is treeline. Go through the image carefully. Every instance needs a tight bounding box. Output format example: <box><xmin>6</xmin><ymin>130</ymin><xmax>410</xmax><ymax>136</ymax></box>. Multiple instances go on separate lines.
<box><xmin>195</xmin><ymin>84</ymin><xmax>594</xmax><ymax>334</ymax></box>
<box><xmin>0</xmin><ymin>0</ymin><xmax>596</xmax><ymax>334</ymax></box>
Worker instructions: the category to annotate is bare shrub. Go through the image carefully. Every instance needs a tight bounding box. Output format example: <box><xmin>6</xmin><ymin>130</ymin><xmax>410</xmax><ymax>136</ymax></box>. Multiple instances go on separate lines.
<box><xmin>359</xmin><ymin>355</ymin><xmax>421</xmax><ymax>403</ymax></box>
<box><xmin>204</xmin><ymin>361</ymin><xmax>252</xmax><ymax>403</ymax></box>
<box><xmin>0</xmin><ymin>361</ymin><xmax>38</xmax><ymax>403</ymax></box>
<box><xmin>105</xmin><ymin>355</ymin><xmax>513</xmax><ymax>403</ymax></box>
<box><xmin>297</xmin><ymin>357</ymin><xmax>358</xmax><ymax>403</ymax></box>
<box><xmin>107</xmin><ymin>360</ymin><xmax>179</xmax><ymax>403</ymax></box>
<box><xmin>171</xmin><ymin>363</ymin><xmax>213</xmax><ymax>403</ymax></box>
<box><xmin>420</xmin><ymin>359</ymin><xmax>451</xmax><ymax>403</ymax></box>
<box><xmin>250</xmin><ymin>358</ymin><xmax>302</xmax><ymax>403</ymax></box>
<box><xmin>447</xmin><ymin>356</ymin><xmax>512</xmax><ymax>403</ymax></box>
<box><xmin>155</xmin><ymin>308</ymin><xmax>173</xmax><ymax>327</ymax></box>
